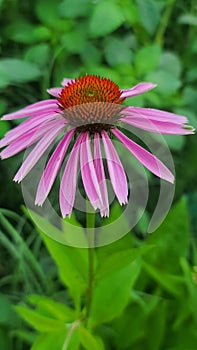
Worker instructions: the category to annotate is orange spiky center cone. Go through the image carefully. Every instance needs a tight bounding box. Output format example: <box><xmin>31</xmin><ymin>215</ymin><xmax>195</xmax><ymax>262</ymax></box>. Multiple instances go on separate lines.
<box><xmin>58</xmin><ymin>75</ymin><xmax>125</xmax><ymax>133</ymax></box>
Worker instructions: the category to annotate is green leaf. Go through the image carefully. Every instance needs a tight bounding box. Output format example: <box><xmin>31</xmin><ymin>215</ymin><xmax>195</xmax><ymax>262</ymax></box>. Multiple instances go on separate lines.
<box><xmin>135</xmin><ymin>44</ymin><xmax>161</xmax><ymax>75</ymax></box>
<box><xmin>178</xmin><ymin>13</ymin><xmax>197</xmax><ymax>26</ymax></box>
<box><xmin>143</xmin><ymin>261</ymin><xmax>184</xmax><ymax>296</ymax></box>
<box><xmin>111</xmin><ymin>294</ymin><xmax>166</xmax><ymax>349</ymax></box>
<box><xmin>0</xmin><ymin>59</ymin><xmax>41</xmax><ymax>85</ymax></box>
<box><xmin>24</xmin><ymin>44</ymin><xmax>50</xmax><ymax>68</ymax></box>
<box><xmin>96</xmin><ymin>202</ymin><xmax>131</xmax><ymax>247</ymax></box>
<box><xmin>40</xmin><ymin>233</ymin><xmax>88</xmax><ymax>307</ymax></box>
<box><xmin>162</xmin><ymin>134</ymin><xmax>185</xmax><ymax>151</ymax></box>
<box><xmin>136</xmin><ymin>0</ymin><xmax>161</xmax><ymax>35</ymax></box>
<box><xmin>31</xmin><ymin>331</ymin><xmax>67</xmax><ymax>350</ymax></box>
<box><xmin>95</xmin><ymin>249</ymin><xmax>138</xmax><ymax>280</ymax></box>
<box><xmin>81</xmin><ymin>43</ymin><xmax>102</xmax><ymax>65</ymax></box>
<box><xmin>97</xmin><ymin>221</ymin><xmax>136</xmax><ymax>261</ymax></box>
<box><xmin>59</xmin><ymin>0</ymin><xmax>92</xmax><ymax>18</ymax></box>
<box><xmin>84</xmin><ymin>66</ymin><xmax>120</xmax><ymax>84</ymax></box>
<box><xmin>15</xmin><ymin>305</ymin><xmax>66</xmax><ymax>332</ymax></box>
<box><xmin>78</xmin><ymin>326</ymin><xmax>105</xmax><ymax>350</ymax></box>
<box><xmin>104</xmin><ymin>37</ymin><xmax>133</xmax><ymax>67</ymax></box>
<box><xmin>10</xmin><ymin>329</ymin><xmax>36</xmax><ymax>345</ymax></box>
<box><xmin>121</xmin><ymin>1</ymin><xmax>139</xmax><ymax>25</ymax></box>
<box><xmin>182</xmin><ymin>86</ymin><xmax>197</xmax><ymax>111</ymax></box>
<box><xmin>180</xmin><ymin>258</ymin><xmax>197</xmax><ymax>324</ymax></box>
<box><xmin>96</xmin><ymin>245</ymin><xmax>151</xmax><ymax>280</ymax></box>
<box><xmin>36</xmin><ymin>0</ymin><xmax>67</xmax><ymax>30</ymax></box>
<box><xmin>146</xmin><ymin>70</ymin><xmax>181</xmax><ymax>95</ymax></box>
<box><xmin>159</xmin><ymin>52</ymin><xmax>182</xmax><ymax>78</ymax></box>
<box><xmin>26</xmin><ymin>210</ymin><xmax>88</xmax><ymax>307</ymax></box>
<box><xmin>146</xmin><ymin>197</ymin><xmax>190</xmax><ymax>273</ymax></box>
<box><xmin>61</xmin><ymin>31</ymin><xmax>86</xmax><ymax>54</ymax></box>
<box><xmin>27</xmin><ymin>295</ymin><xmax>75</xmax><ymax>322</ymax></box>
<box><xmin>5</xmin><ymin>21</ymin><xmax>51</xmax><ymax>44</ymax></box>
<box><xmin>89</xmin><ymin>1</ymin><xmax>124</xmax><ymax>37</ymax></box>
<box><xmin>89</xmin><ymin>259</ymin><xmax>141</xmax><ymax>327</ymax></box>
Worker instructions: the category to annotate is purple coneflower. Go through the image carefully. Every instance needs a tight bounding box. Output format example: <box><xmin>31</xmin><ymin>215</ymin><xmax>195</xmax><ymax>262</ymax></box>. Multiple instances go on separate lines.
<box><xmin>0</xmin><ymin>75</ymin><xmax>194</xmax><ymax>217</ymax></box>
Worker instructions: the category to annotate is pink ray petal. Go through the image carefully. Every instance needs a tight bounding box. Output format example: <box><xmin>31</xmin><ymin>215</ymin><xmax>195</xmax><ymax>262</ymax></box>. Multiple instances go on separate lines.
<box><xmin>0</xmin><ymin>113</ymin><xmax>64</xmax><ymax>147</ymax></box>
<box><xmin>60</xmin><ymin>133</ymin><xmax>83</xmax><ymax>218</ymax></box>
<box><xmin>121</xmin><ymin>116</ymin><xmax>195</xmax><ymax>135</ymax></box>
<box><xmin>47</xmin><ymin>88</ymin><xmax>62</xmax><ymax>97</ymax></box>
<box><xmin>94</xmin><ymin>133</ymin><xmax>109</xmax><ymax>217</ymax></box>
<box><xmin>123</xmin><ymin>107</ymin><xmax>188</xmax><ymax>124</ymax></box>
<box><xmin>80</xmin><ymin>132</ymin><xmax>102</xmax><ymax>210</ymax></box>
<box><xmin>112</xmin><ymin>128</ymin><xmax>174</xmax><ymax>183</ymax></box>
<box><xmin>0</xmin><ymin>120</ymin><xmax>64</xmax><ymax>159</ymax></box>
<box><xmin>121</xmin><ymin>82</ymin><xmax>157</xmax><ymax>99</ymax></box>
<box><xmin>13</xmin><ymin>123</ymin><xmax>65</xmax><ymax>183</ymax></box>
<box><xmin>2</xmin><ymin>100</ymin><xmax>58</xmax><ymax>120</ymax></box>
<box><xmin>35</xmin><ymin>129</ymin><xmax>74</xmax><ymax>206</ymax></box>
<box><xmin>102</xmin><ymin>131</ymin><xmax>128</xmax><ymax>205</ymax></box>
<box><xmin>61</xmin><ymin>78</ymin><xmax>74</xmax><ymax>86</ymax></box>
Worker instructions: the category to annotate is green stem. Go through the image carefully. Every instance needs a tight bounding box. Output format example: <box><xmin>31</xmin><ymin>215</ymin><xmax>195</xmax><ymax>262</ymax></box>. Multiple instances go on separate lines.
<box><xmin>155</xmin><ymin>0</ymin><xmax>175</xmax><ymax>45</ymax></box>
<box><xmin>62</xmin><ymin>320</ymin><xmax>81</xmax><ymax>350</ymax></box>
<box><xmin>85</xmin><ymin>201</ymin><xmax>95</xmax><ymax>327</ymax></box>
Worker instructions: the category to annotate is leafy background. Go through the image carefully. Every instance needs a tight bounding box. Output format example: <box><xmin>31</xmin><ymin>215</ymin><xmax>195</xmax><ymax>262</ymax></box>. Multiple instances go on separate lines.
<box><xmin>0</xmin><ymin>0</ymin><xmax>197</xmax><ymax>349</ymax></box>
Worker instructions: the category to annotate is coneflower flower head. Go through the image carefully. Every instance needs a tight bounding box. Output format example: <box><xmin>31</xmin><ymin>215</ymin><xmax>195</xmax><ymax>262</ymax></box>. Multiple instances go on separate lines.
<box><xmin>0</xmin><ymin>75</ymin><xmax>195</xmax><ymax>218</ymax></box>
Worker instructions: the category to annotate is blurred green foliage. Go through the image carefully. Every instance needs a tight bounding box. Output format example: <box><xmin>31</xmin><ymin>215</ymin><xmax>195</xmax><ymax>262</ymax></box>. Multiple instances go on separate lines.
<box><xmin>0</xmin><ymin>0</ymin><xmax>197</xmax><ymax>349</ymax></box>
<box><xmin>1</xmin><ymin>198</ymin><xmax>197</xmax><ymax>349</ymax></box>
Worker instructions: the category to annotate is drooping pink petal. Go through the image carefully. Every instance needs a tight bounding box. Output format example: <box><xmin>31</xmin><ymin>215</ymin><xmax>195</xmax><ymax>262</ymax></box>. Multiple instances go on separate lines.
<box><xmin>123</xmin><ymin>107</ymin><xmax>188</xmax><ymax>124</ymax></box>
<box><xmin>94</xmin><ymin>133</ymin><xmax>109</xmax><ymax>217</ymax></box>
<box><xmin>35</xmin><ymin>129</ymin><xmax>74</xmax><ymax>206</ymax></box>
<box><xmin>121</xmin><ymin>116</ymin><xmax>195</xmax><ymax>135</ymax></box>
<box><xmin>112</xmin><ymin>128</ymin><xmax>174</xmax><ymax>183</ymax></box>
<box><xmin>0</xmin><ymin>120</ymin><xmax>64</xmax><ymax>159</ymax></box>
<box><xmin>121</xmin><ymin>82</ymin><xmax>157</xmax><ymax>99</ymax></box>
<box><xmin>60</xmin><ymin>134</ymin><xmax>83</xmax><ymax>218</ymax></box>
<box><xmin>80</xmin><ymin>132</ymin><xmax>102</xmax><ymax>210</ymax></box>
<box><xmin>47</xmin><ymin>88</ymin><xmax>62</xmax><ymax>97</ymax></box>
<box><xmin>2</xmin><ymin>100</ymin><xmax>58</xmax><ymax>120</ymax></box>
<box><xmin>0</xmin><ymin>113</ymin><xmax>64</xmax><ymax>147</ymax></box>
<box><xmin>61</xmin><ymin>78</ymin><xmax>74</xmax><ymax>86</ymax></box>
<box><xmin>13</xmin><ymin>123</ymin><xmax>65</xmax><ymax>183</ymax></box>
<box><xmin>102</xmin><ymin>131</ymin><xmax>128</xmax><ymax>205</ymax></box>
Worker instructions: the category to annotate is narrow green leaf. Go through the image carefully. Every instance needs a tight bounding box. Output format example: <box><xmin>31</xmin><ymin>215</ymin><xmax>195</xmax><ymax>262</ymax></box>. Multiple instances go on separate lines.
<box><xmin>15</xmin><ymin>305</ymin><xmax>66</xmax><ymax>332</ymax></box>
<box><xmin>27</xmin><ymin>295</ymin><xmax>75</xmax><ymax>322</ymax></box>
